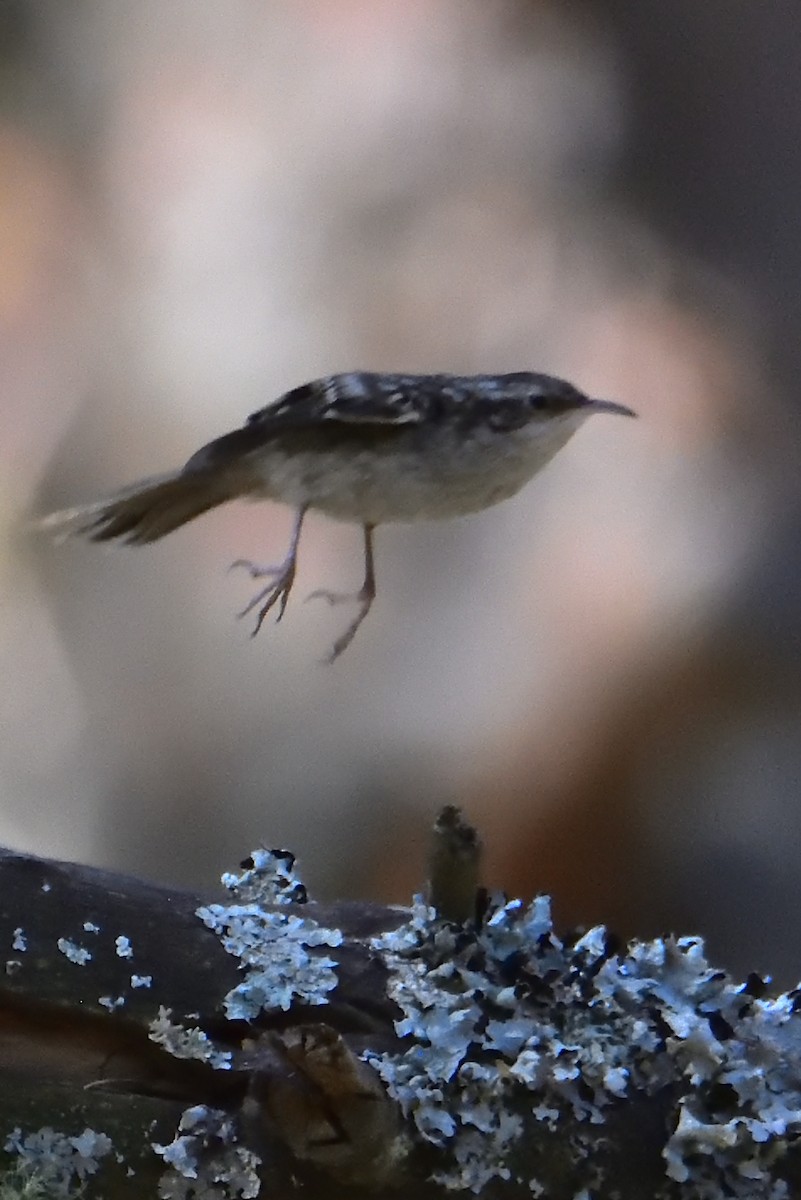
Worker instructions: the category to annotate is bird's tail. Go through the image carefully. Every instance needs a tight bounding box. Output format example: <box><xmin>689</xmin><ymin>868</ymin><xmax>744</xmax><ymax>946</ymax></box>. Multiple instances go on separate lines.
<box><xmin>35</xmin><ymin>469</ymin><xmax>235</xmax><ymax>545</ymax></box>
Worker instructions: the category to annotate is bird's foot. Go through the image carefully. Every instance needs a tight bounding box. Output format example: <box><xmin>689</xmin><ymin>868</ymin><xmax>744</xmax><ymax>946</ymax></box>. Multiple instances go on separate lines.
<box><xmin>230</xmin><ymin>557</ymin><xmax>297</xmax><ymax>634</ymax></box>
<box><xmin>306</xmin><ymin>584</ymin><xmax>375</xmax><ymax>663</ymax></box>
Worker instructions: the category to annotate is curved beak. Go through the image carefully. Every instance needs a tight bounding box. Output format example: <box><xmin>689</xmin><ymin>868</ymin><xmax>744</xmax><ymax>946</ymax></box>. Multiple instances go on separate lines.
<box><xmin>588</xmin><ymin>398</ymin><xmax>637</xmax><ymax>418</ymax></box>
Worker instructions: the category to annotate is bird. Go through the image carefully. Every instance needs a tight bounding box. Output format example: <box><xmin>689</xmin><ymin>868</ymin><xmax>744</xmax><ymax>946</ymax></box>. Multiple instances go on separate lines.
<box><xmin>37</xmin><ymin>371</ymin><xmax>636</xmax><ymax>661</ymax></box>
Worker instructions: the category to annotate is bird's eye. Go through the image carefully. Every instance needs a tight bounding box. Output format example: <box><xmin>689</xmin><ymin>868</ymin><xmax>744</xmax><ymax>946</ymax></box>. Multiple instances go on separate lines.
<box><xmin>531</xmin><ymin>391</ymin><xmax>577</xmax><ymax>413</ymax></box>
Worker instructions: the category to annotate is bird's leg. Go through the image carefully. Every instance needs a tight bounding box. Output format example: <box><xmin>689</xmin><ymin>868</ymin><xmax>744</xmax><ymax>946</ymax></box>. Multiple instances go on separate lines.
<box><xmin>230</xmin><ymin>506</ymin><xmax>307</xmax><ymax>635</ymax></box>
<box><xmin>307</xmin><ymin>524</ymin><xmax>376</xmax><ymax>662</ymax></box>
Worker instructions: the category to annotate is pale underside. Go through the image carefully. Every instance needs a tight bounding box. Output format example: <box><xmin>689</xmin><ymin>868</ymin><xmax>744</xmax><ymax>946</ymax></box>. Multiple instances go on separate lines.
<box><xmin>240</xmin><ymin>409</ymin><xmax>591</xmax><ymax>525</ymax></box>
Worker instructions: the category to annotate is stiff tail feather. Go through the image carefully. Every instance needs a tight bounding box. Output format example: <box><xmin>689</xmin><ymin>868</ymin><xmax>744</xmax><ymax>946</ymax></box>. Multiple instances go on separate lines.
<box><xmin>36</xmin><ymin>470</ymin><xmax>233</xmax><ymax>545</ymax></box>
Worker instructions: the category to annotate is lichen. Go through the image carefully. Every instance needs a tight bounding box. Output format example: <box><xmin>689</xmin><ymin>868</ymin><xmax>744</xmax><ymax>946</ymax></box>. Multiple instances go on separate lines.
<box><xmin>218</xmin><ymin>848</ymin><xmax>307</xmax><ymax>907</ymax></box>
<box><xmin>3</xmin><ymin>1127</ymin><xmax>113</xmax><ymax>1199</ymax></box>
<box><xmin>144</xmin><ymin>850</ymin><xmax>348</xmax><ymax>1198</ymax></box>
<box><xmin>366</xmin><ymin>892</ymin><xmax>801</xmax><ymax>1195</ymax></box>
<box><xmin>196</xmin><ymin>849</ymin><xmax>342</xmax><ymax>1021</ymax></box>
<box><xmin>114</xmin><ymin>935</ymin><xmax>134</xmax><ymax>959</ymax></box>
<box><xmin>0</xmin><ymin>1161</ymin><xmax>52</xmax><ymax>1200</ymax></box>
<box><xmin>55</xmin><ymin>938</ymin><xmax>91</xmax><ymax>966</ymax></box>
<box><xmin>148</xmin><ymin>1007</ymin><xmax>232</xmax><ymax>1071</ymax></box>
<box><xmin>153</xmin><ymin>1106</ymin><xmax>260</xmax><ymax>1200</ymax></box>
<box><xmin>98</xmin><ymin>994</ymin><xmax>126</xmax><ymax>1012</ymax></box>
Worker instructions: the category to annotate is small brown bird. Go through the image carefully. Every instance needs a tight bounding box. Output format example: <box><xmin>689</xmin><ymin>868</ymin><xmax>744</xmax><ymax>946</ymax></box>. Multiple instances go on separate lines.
<box><xmin>38</xmin><ymin>372</ymin><xmax>635</xmax><ymax>660</ymax></box>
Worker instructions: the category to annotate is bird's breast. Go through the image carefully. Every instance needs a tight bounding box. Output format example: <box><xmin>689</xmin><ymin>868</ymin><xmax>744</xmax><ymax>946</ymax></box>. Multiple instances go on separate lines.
<box><xmin>247</xmin><ymin>416</ymin><xmax>585</xmax><ymax>524</ymax></box>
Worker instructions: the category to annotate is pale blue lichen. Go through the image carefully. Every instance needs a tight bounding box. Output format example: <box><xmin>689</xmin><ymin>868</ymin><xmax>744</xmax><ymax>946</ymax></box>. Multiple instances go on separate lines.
<box><xmin>4</xmin><ymin>1127</ymin><xmax>113</xmax><ymax>1198</ymax></box>
<box><xmin>366</xmin><ymin>891</ymin><xmax>801</xmax><ymax>1196</ymax></box>
<box><xmin>149</xmin><ymin>1006</ymin><xmax>232</xmax><ymax>1071</ymax></box>
<box><xmin>98</xmin><ymin>994</ymin><xmax>126</xmax><ymax>1012</ymax></box>
<box><xmin>115</xmin><ymin>935</ymin><xmax>134</xmax><ymax>959</ymax></box>
<box><xmin>196</xmin><ymin>850</ymin><xmax>342</xmax><ymax>1020</ymax></box>
<box><xmin>82</xmin><ymin>921</ymin><xmax>100</xmax><ymax>934</ymax></box>
<box><xmin>153</xmin><ymin>1105</ymin><xmax>260</xmax><ymax>1200</ymax></box>
<box><xmin>219</xmin><ymin>848</ymin><xmax>307</xmax><ymax>908</ymax></box>
<box><xmin>11</xmin><ymin>928</ymin><xmax>26</xmax><ymax>952</ymax></box>
<box><xmin>55</xmin><ymin>938</ymin><xmax>91</xmax><ymax>966</ymax></box>
<box><xmin>131</xmin><ymin>973</ymin><xmax>153</xmax><ymax>989</ymax></box>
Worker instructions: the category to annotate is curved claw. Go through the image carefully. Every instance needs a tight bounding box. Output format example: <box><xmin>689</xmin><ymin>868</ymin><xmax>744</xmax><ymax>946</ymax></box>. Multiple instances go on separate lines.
<box><xmin>305</xmin><ymin>588</ymin><xmax>358</xmax><ymax>608</ymax></box>
<box><xmin>322</xmin><ymin>598</ymin><xmax>374</xmax><ymax>663</ymax></box>
<box><xmin>228</xmin><ymin>558</ymin><xmax>282</xmax><ymax>581</ymax></box>
<box><xmin>234</xmin><ymin>561</ymin><xmax>296</xmax><ymax>632</ymax></box>
<box><xmin>245</xmin><ymin>581</ymin><xmax>294</xmax><ymax>635</ymax></box>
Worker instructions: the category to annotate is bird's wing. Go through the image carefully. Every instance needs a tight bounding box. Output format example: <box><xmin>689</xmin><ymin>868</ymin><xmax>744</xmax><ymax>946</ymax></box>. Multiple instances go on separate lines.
<box><xmin>245</xmin><ymin>374</ymin><xmax>451</xmax><ymax>431</ymax></box>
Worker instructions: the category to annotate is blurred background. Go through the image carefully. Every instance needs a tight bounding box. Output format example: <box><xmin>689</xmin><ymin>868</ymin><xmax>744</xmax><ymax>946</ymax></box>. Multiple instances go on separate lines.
<box><xmin>3</xmin><ymin>0</ymin><xmax>801</xmax><ymax>982</ymax></box>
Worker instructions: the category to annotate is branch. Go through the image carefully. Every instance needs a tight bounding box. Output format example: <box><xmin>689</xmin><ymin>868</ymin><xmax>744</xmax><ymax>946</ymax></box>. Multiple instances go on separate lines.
<box><xmin>1</xmin><ymin>818</ymin><xmax>800</xmax><ymax>1200</ymax></box>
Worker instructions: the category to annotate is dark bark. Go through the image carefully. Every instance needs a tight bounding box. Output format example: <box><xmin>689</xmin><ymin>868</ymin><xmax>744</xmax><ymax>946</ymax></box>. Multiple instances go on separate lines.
<box><xmin>1</xmin><ymin>843</ymin><xmax>799</xmax><ymax>1200</ymax></box>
